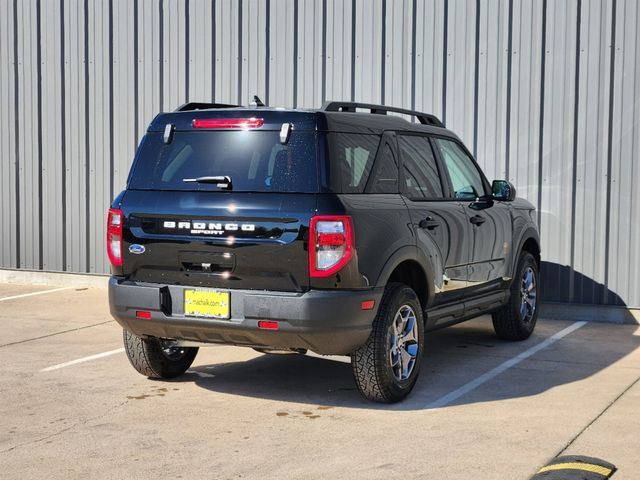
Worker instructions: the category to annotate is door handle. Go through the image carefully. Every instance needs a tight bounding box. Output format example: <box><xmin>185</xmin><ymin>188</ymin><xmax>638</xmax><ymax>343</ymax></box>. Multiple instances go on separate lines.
<box><xmin>470</xmin><ymin>215</ymin><xmax>486</xmax><ymax>226</ymax></box>
<box><xmin>419</xmin><ymin>216</ymin><xmax>440</xmax><ymax>230</ymax></box>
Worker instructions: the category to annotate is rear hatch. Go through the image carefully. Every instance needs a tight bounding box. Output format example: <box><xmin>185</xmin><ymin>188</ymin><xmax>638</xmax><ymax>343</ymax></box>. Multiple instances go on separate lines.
<box><xmin>120</xmin><ymin>111</ymin><xmax>319</xmax><ymax>292</ymax></box>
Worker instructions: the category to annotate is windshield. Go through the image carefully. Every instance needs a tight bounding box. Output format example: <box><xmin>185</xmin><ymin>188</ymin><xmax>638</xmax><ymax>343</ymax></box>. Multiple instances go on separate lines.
<box><xmin>128</xmin><ymin>130</ymin><xmax>318</xmax><ymax>193</ymax></box>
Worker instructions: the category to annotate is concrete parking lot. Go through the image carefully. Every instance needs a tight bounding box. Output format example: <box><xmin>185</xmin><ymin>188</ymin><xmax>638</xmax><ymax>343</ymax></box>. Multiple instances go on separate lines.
<box><xmin>1</xmin><ymin>283</ymin><xmax>639</xmax><ymax>479</ymax></box>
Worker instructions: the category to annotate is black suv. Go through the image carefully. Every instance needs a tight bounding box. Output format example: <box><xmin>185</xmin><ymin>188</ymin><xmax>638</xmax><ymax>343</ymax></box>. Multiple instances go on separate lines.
<box><xmin>108</xmin><ymin>101</ymin><xmax>540</xmax><ymax>403</ymax></box>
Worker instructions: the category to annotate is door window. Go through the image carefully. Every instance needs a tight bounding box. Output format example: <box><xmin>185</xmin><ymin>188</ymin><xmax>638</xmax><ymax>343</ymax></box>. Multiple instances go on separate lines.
<box><xmin>398</xmin><ymin>135</ymin><xmax>444</xmax><ymax>199</ymax></box>
<box><xmin>435</xmin><ymin>138</ymin><xmax>486</xmax><ymax>200</ymax></box>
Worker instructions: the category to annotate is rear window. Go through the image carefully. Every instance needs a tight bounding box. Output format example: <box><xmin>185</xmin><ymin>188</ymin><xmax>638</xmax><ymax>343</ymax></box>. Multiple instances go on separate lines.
<box><xmin>128</xmin><ymin>131</ymin><xmax>318</xmax><ymax>192</ymax></box>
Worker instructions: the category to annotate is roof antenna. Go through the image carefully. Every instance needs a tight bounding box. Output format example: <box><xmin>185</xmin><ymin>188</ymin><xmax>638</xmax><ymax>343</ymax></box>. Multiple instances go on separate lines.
<box><xmin>250</xmin><ymin>95</ymin><xmax>265</xmax><ymax>108</ymax></box>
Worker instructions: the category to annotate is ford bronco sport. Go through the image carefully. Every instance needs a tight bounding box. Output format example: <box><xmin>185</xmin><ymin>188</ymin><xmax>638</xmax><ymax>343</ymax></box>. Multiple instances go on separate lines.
<box><xmin>108</xmin><ymin>100</ymin><xmax>540</xmax><ymax>403</ymax></box>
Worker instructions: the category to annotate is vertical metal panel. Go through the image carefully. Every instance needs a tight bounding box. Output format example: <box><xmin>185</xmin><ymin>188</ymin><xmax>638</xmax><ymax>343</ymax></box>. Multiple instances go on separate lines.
<box><xmin>354</xmin><ymin>0</ymin><xmax>383</xmax><ymax>105</ymax></box>
<box><xmin>507</xmin><ymin>0</ymin><xmax>544</xmax><ymax>207</ymax></box>
<box><xmin>382</xmin><ymin>0</ymin><xmax>412</xmax><ymax>111</ymax></box>
<box><xmin>444</xmin><ymin>0</ymin><xmax>477</xmax><ymax>147</ymax></box>
<box><xmin>40</xmin><ymin>0</ymin><xmax>64</xmax><ymax>271</ymax></box>
<box><xmin>162</xmin><ymin>0</ymin><xmax>187</xmax><ymax>110</ymax></box>
<box><xmin>268</xmin><ymin>0</ymin><xmax>295</xmax><ymax>107</ymax></box>
<box><xmin>297</xmin><ymin>0</ymin><xmax>323</xmax><ymax>108</ymax></box>
<box><xmin>0</xmin><ymin>0</ymin><xmax>17</xmax><ymax>268</ymax></box>
<box><xmin>62</xmin><ymin>0</ymin><xmax>88</xmax><ymax>272</ymax></box>
<box><xmin>607</xmin><ymin>0</ymin><xmax>640</xmax><ymax>306</ymax></box>
<box><xmin>2</xmin><ymin>0</ymin><xmax>640</xmax><ymax>307</ymax></box>
<box><xmin>414</xmin><ymin>0</ymin><xmax>445</xmax><ymax>119</ymax></box>
<box><xmin>87</xmin><ymin>0</ymin><xmax>111</xmax><ymax>273</ymax></box>
<box><xmin>215</xmin><ymin>0</ymin><xmax>240</xmax><ymax>104</ymax></box>
<box><xmin>539</xmin><ymin>0</ymin><xmax>579</xmax><ymax>302</ymax></box>
<box><xmin>136</xmin><ymin>0</ymin><xmax>162</xmax><ymax>141</ymax></box>
<box><xmin>16</xmin><ymin>0</ymin><xmax>40</xmax><ymax>269</ymax></box>
<box><xmin>188</xmin><ymin>0</ymin><xmax>214</xmax><ymax>102</ymax></box>
<box><xmin>112</xmin><ymin>0</ymin><xmax>136</xmax><ymax>194</ymax></box>
<box><xmin>324</xmin><ymin>0</ymin><xmax>352</xmax><ymax>101</ymax></box>
<box><xmin>572</xmin><ymin>0</ymin><xmax>612</xmax><ymax>304</ymax></box>
<box><xmin>475</xmin><ymin>0</ymin><xmax>510</xmax><ymax>182</ymax></box>
<box><xmin>242</xmin><ymin>0</ymin><xmax>267</xmax><ymax>103</ymax></box>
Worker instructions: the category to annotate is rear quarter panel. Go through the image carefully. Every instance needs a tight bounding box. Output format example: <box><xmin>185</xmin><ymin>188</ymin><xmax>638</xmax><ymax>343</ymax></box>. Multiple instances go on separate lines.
<box><xmin>312</xmin><ymin>194</ymin><xmax>414</xmax><ymax>290</ymax></box>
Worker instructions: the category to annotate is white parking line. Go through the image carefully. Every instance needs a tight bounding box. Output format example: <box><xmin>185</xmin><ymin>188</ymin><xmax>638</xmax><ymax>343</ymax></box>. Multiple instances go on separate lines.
<box><xmin>40</xmin><ymin>348</ymin><xmax>125</xmax><ymax>372</ymax></box>
<box><xmin>0</xmin><ymin>287</ymin><xmax>74</xmax><ymax>302</ymax></box>
<box><xmin>427</xmin><ymin>321</ymin><xmax>588</xmax><ymax>409</ymax></box>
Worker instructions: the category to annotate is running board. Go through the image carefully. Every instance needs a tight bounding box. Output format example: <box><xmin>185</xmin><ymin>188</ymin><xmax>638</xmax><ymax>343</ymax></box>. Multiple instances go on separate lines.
<box><xmin>425</xmin><ymin>290</ymin><xmax>509</xmax><ymax>331</ymax></box>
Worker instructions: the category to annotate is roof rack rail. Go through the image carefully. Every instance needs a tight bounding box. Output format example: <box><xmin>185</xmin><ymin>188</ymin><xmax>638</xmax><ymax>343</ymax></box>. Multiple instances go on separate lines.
<box><xmin>175</xmin><ymin>102</ymin><xmax>240</xmax><ymax>112</ymax></box>
<box><xmin>320</xmin><ymin>101</ymin><xmax>444</xmax><ymax>127</ymax></box>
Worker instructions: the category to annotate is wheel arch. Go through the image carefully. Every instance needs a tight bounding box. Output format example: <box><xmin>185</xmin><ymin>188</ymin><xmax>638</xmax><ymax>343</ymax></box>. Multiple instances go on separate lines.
<box><xmin>374</xmin><ymin>246</ymin><xmax>435</xmax><ymax>310</ymax></box>
<box><xmin>513</xmin><ymin>227</ymin><xmax>541</xmax><ymax>275</ymax></box>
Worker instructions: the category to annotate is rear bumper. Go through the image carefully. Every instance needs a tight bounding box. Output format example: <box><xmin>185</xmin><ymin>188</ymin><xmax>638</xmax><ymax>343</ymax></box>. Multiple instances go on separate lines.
<box><xmin>108</xmin><ymin>277</ymin><xmax>383</xmax><ymax>355</ymax></box>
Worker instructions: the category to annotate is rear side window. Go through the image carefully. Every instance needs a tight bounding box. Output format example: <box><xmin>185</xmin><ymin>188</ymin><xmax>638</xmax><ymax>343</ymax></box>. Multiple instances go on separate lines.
<box><xmin>365</xmin><ymin>142</ymin><xmax>399</xmax><ymax>193</ymax></box>
<box><xmin>128</xmin><ymin>131</ymin><xmax>318</xmax><ymax>193</ymax></box>
<box><xmin>398</xmin><ymin>135</ymin><xmax>444</xmax><ymax>199</ymax></box>
<box><xmin>325</xmin><ymin>133</ymin><xmax>380</xmax><ymax>193</ymax></box>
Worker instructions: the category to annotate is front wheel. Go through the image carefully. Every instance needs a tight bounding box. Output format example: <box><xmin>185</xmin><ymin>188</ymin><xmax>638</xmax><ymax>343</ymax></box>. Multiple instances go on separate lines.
<box><xmin>351</xmin><ymin>283</ymin><xmax>425</xmax><ymax>403</ymax></box>
<box><xmin>492</xmin><ymin>251</ymin><xmax>539</xmax><ymax>341</ymax></box>
<box><xmin>123</xmin><ymin>330</ymin><xmax>198</xmax><ymax>379</ymax></box>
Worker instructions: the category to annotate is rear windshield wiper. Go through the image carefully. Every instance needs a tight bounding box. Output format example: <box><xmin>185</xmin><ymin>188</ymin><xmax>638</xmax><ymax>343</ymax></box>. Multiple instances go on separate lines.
<box><xmin>182</xmin><ymin>176</ymin><xmax>232</xmax><ymax>190</ymax></box>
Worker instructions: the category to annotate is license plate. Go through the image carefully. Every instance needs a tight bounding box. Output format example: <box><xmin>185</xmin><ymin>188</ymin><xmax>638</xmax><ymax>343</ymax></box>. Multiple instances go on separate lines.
<box><xmin>184</xmin><ymin>290</ymin><xmax>230</xmax><ymax>319</ymax></box>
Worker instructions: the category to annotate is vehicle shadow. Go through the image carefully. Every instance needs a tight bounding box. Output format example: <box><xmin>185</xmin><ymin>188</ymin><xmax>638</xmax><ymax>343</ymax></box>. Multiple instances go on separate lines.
<box><xmin>540</xmin><ymin>261</ymin><xmax>628</xmax><ymax>306</ymax></box>
<box><xmin>171</xmin><ymin>263</ymin><xmax>639</xmax><ymax>410</ymax></box>
<box><xmin>174</xmin><ymin>319</ymin><xmax>639</xmax><ymax>411</ymax></box>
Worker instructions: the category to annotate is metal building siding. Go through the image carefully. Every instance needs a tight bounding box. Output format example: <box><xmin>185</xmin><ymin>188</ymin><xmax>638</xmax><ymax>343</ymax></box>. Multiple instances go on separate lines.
<box><xmin>0</xmin><ymin>0</ymin><xmax>17</xmax><ymax>268</ymax></box>
<box><xmin>1</xmin><ymin>0</ymin><xmax>639</xmax><ymax>307</ymax></box>
<box><xmin>40</xmin><ymin>0</ymin><xmax>64</xmax><ymax>271</ymax></box>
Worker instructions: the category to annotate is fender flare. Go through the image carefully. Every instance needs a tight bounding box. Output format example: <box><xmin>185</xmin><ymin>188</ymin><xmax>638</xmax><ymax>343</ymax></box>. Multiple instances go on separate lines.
<box><xmin>512</xmin><ymin>226</ymin><xmax>541</xmax><ymax>276</ymax></box>
<box><xmin>374</xmin><ymin>245</ymin><xmax>436</xmax><ymax>308</ymax></box>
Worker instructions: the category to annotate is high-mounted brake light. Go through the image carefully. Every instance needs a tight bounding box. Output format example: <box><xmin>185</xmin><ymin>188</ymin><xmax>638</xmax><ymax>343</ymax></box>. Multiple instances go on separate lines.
<box><xmin>192</xmin><ymin>118</ymin><xmax>264</xmax><ymax>129</ymax></box>
<box><xmin>309</xmin><ymin>215</ymin><xmax>354</xmax><ymax>278</ymax></box>
<box><xmin>107</xmin><ymin>208</ymin><xmax>123</xmax><ymax>267</ymax></box>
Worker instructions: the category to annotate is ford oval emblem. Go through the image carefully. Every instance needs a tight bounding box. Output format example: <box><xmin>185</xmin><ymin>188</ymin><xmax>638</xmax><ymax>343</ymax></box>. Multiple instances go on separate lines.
<box><xmin>129</xmin><ymin>244</ymin><xmax>146</xmax><ymax>255</ymax></box>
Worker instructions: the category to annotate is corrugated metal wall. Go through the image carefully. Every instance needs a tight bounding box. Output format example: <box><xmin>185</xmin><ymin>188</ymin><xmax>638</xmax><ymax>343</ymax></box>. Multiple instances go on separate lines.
<box><xmin>1</xmin><ymin>0</ymin><xmax>639</xmax><ymax>307</ymax></box>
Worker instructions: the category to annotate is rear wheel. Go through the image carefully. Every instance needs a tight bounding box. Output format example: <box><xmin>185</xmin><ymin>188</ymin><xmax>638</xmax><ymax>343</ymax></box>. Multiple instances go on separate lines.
<box><xmin>351</xmin><ymin>283</ymin><xmax>424</xmax><ymax>403</ymax></box>
<box><xmin>123</xmin><ymin>330</ymin><xmax>198</xmax><ymax>379</ymax></box>
<box><xmin>492</xmin><ymin>251</ymin><xmax>539</xmax><ymax>341</ymax></box>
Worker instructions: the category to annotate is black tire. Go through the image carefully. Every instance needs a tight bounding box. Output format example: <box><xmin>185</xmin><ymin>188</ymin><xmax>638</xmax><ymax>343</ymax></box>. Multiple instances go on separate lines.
<box><xmin>351</xmin><ymin>283</ymin><xmax>425</xmax><ymax>403</ymax></box>
<box><xmin>123</xmin><ymin>330</ymin><xmax>198</xmax><ymax>379</ymax></box>
<box><xmin>492</xmin><ymin>251</ymin><xmax>539</xmax><ymax>341</ymax></box>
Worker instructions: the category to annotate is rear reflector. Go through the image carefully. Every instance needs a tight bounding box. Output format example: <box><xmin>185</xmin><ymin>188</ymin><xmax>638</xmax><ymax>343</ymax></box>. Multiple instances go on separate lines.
<box><xmin>361</xmin><ymin>300</ymin><xmax>375</xmax><ymax>310</ymax></box>
<box><xmin>192</xmin><ymin>118</ymin><xmax>264</xmax><ymax>129</ymax></box>
<box><xmin>258</xmin><ymin>321</ymin><xmax>279</xmax><ymax>330</ymax></box>
<box><xmin>135</xmin><ymin>310</ymin><xmax>152</xmax><ymax>319</ymax></box>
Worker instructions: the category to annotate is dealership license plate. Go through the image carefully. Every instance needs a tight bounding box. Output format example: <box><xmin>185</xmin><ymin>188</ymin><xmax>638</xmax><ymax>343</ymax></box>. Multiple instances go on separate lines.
<box><xmin>184</xmin><ymin>290</ymin><xmax>230</xmax><ymax>319</ymax></box>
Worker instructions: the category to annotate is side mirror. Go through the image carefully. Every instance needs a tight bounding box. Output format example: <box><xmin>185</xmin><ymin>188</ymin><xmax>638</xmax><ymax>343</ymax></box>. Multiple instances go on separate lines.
<box><xmin>492</xmin><ymin>180</ymin><xmax>516</xmax><ymax>201</ymax></box>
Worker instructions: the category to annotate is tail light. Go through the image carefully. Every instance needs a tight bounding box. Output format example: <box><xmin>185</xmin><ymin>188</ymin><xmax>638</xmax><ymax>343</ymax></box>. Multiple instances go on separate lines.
<box><xmin>107</xmin><ymin>208</ymin><xmax>123</xmax><ymax>266</ymax></box>
<box><xmin>309</xmin><ymin>215</ymin><xmax>354</xmax><ymax>278</ymax></box>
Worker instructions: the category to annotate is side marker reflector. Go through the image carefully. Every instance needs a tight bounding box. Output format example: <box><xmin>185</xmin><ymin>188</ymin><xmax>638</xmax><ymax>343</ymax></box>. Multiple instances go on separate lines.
<box><xmin>136</xmin><ymin>310</ymin><xmax>152</xmax><ymax>319</ymax></box>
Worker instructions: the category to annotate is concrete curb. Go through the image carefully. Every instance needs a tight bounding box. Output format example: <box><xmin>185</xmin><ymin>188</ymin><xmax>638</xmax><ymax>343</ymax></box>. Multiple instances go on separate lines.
<box><xmin>1</xmin><ymin>268</ymin><xmax>638</xmax><ymax>325</ymax></box>
<box><xmin>539</xmin><ymin>303</ymin><xmax>639</xmax><ymax>325</ymax></box>
<box><xmin>0</xmin><ymin>268</ymin><xmax>109</xmax><ymax>289</ymax></box>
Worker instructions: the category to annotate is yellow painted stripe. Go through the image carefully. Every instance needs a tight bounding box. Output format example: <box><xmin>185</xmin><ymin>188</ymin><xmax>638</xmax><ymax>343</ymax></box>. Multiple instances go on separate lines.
<box><xmin>538</xmin><ymin>462</ymin><xmax>612</xmax><ymax>476</ymax></box>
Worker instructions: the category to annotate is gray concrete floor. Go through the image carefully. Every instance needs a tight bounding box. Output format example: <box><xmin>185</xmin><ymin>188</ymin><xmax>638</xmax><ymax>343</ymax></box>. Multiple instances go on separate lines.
<box><xmin>1</xmin><ymin>284</ymin><xmax>639</xmax><ymax>479</ymax></box>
